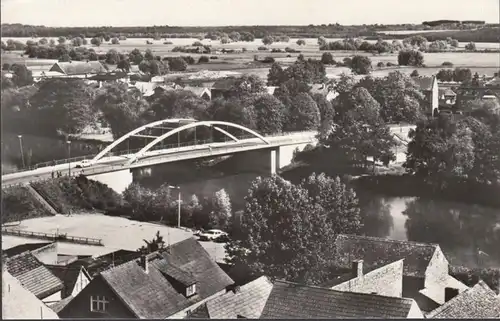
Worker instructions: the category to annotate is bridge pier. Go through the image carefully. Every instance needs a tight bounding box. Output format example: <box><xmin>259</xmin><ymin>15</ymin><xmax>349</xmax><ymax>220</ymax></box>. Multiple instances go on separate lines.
<box><xmin>87</xmin><ymin>169</ymin><xmax>133</xmax><ymax>194</ymax></box>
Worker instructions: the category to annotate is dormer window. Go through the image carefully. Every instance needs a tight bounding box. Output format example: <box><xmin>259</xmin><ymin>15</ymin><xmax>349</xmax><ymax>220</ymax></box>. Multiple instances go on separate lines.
<box><xmin>186</xmin><ymin>284</ymin><xmax>196</xmax><ymax>297</ymax></box>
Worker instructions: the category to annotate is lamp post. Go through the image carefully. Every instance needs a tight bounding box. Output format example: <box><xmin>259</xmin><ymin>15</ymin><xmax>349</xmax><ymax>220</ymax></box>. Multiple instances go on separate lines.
<box><xmin>169</xmin><ymin>185</ymin><xmax>182</xmax><ymax>228</ymax></box>
<box><xmin>17</xmin><ymin>135</ymin><xmax>25</xmax><ymax>168</ymax></box>
<box><xmin>67</xmin><ymin>140</ymin><xmax>71</xmax><ymax>177</ymax></box>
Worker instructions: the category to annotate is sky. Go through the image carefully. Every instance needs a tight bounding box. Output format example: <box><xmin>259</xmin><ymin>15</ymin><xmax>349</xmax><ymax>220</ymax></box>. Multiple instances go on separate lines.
<box><xmin>1</xmin><ymin>0</ymin><xmax>499</xmax><ymax>27</ymax></box>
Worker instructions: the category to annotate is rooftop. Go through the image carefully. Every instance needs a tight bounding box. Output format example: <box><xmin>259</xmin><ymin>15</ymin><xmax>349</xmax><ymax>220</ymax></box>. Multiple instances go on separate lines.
<box><xmin>5</xmin><ymin>252</ymin><xmax>64</xmax><ymax>299</ymax></box>
<box><xmin>334</xmin><ymin>234</ymin><xmax>439</xmax><ymax>278</ymax></box>
<box><xmin>3</xmin><ymin>242</ymin><xmax>52</xmax><ymax>258</ymax></box>
<box><xmin>46</xmin><ymin>265</ymin><xmax>91</xmax><ymax>294</ymax></box>
<box><xmin>427</xmin><ymin>281</ymin><xmax>500</xmax><ymax>319</ymax></box>
<box><xmin>50</xmin><ymin>61</ymin><xmax>107</xmax><ymax>75</ymax></box>
<box><xmin>260</xmin><ymin>280</ymin><xmax>416</xmax><ymax>319</ymax></box>
<box><xmin>98</xmin><ymin>237</ymin><xmax>233</xmax><ymax>318</ymax></box>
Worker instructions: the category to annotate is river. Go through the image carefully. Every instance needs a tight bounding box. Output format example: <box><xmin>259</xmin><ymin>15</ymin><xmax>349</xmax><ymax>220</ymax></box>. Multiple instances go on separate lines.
<box><xmin>133</xmin><ymin>157</ymin><xmax>500</xmax><ymax>270</ymax></box>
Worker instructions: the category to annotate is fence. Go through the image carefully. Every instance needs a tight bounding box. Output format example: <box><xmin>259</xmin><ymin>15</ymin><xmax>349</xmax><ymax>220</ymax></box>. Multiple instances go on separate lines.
<box><xmin>1</xmin><ymin>227</ymin><xmax>104</xmax><ymax>246</ymax></box>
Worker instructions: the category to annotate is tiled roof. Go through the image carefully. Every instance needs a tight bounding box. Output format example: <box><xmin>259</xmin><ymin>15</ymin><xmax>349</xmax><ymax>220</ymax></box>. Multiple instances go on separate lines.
<box><xmin>412</xmin><ymin>76</ymin><xmax>435</xmax><ymax>91</ymax></box>
<box><xmin>99</xmin><ymin>238</ymin><xmax>233</xmax><ymax>318</ymax></box>
<box><xmin>5</xmin><ymin>252</ymin><xmax>64</xmax><ymax>299</ymax></box>
<box><xmin>205</xmin><ymin>276</ymin><xmax>274</xmax><ymax>319</ymax></box>
<box><xmin>3</xmin><ymin>242</ymin><xmax>52</xmax><ymax>258</ymax></box>
<box><xmin>2</xmin><ymin>271</ymin><xmax>60</xmax><ymax>319</ymax></box>
<box><xmin>260</xmin><ymin>280</ymin><xmax>415</xmax><ymax>319</ymax></box>
<box><xmin>50</xmin><ymin>61</ymin><xmax>106</xmax><ymax>75</ymax></box>
<box><xmin>427</xmin><ymin>281</ymin><xmax>500</xmax><ymax>318</ymax></box>
<box><xmin>48</xmin><ymin>295</ymin><xmax>75</xmax><ymax>313</ymax></box>
<box><xmin>67</xmin><ymin>249</ymin><xmax>140</xmax><ymax>277</ymax></box>
<box><xmin>88</xmin><ymin>72</ymin><xmax>128</xmax><ymax>81</ymax></box>
<box><xmin>189</xmin><ymin>303</ymin><xmax>210</xmax><ymax>318</ymax></box>
<box><xmin>334</xmin><ymin>234</ymin><xmax>438</xmax><ymax>278</ymax></box>
<box><xmin>161</xmin><ymin>237</ymin><xmax>234</xmax><ymax>299</ymax></box>
<box><xmin>46</xmin><ymin>265</ymin><xmax>91</xmax><ymax>294</ymax></box>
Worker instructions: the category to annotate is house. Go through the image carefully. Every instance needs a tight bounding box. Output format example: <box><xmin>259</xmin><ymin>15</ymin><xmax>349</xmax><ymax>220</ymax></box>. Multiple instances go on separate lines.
<box><xmin>323</xmin><ymin>259</ymin><xmax>404</xmax><ymax>298</ymax></box>
<box><xmin>87</xmin><ymin>72</ymin><xmax>129</xmax><ymax>88</ymax></box>
<box><xmin>189</xmin><ymin>276</ymin><xmax>273</xmax><ymax>319</ymax></box>
<box><xmin>2</xmin><ymin>270</ymin><xmax>60</xmax><ymax>319</ymax></box>
<box><xmin>412</xmin><ymin>75</ymin><xmax>439</xmax><ymax>116</ymax></box>
<box><xmin>32</xmin><ymin>70</ymin><xmax>66</xmax><ymax>82</ymax></box>
<box><xmin>4</xmin><ymin>251</ymin><xmax>64</xmax><ymax>303</ymax></box>
<box><xmin>49</xmin><ymin>61</ymin><xmax>107</xmax><ymax>77</ymax></box>
<box><xmin>59</xmin><ymin>238</ymin><xmax>234</xmax><ymax>319</ymax></box>
<box><xmin>259</xmin><ymin>280</ymin><xmax>424</xmax><ymax>319</ymax></box>
<box><xmin>333</xmin><ymin>234</ymin><xmax>468</xmax><ymax>312</ymax></box>
<box><xmin>427</xmin><ymin>280</ymin><xmax>500</xmax><ymax>318</ymax></box>
<box><xmin>310</xmin><ymin>83</ymin><xmax>339</xmax><ymax>101</ymax></box>
<box><xmin>438</xmin><ymin>88</ymin><xmax>457</xmax><ymax>107</ymax></box>
<box><xmin>183</xmin><ymin>85</ymin><xmax>212</xmax><ymax>101</ymax></box>
<box><xmin>46</xmin><ymin>265</ymin><xmax>92</xmax><ymax>298</ymax></box>
<box><xmin>210</xmin><ymin>78</ymin><xmax>239</xmax><ymax>99</ymax></box>
<box><xmin>134</xmin><ymin>81</ymin><xmax>169</xmax><ymax>98</ymax></box>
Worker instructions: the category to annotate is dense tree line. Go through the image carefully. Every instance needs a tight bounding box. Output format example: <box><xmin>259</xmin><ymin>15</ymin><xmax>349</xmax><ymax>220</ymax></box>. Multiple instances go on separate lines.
<box><xmin>436</xmin><ymin>67</ymin><xmax>472</xmax><ymax>82</ymax></box>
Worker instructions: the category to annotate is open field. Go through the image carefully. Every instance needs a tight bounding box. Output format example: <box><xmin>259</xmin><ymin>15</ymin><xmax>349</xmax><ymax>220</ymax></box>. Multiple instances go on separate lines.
<box><xmin>1</xmin><ymin>214</ymin><xmax>228</xmax><ymax>261</ymax></box>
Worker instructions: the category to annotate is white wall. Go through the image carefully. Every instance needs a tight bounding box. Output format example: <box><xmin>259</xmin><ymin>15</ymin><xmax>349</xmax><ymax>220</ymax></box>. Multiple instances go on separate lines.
<box><xmin>42</xmin><ymin>290</ymin><xmax>62</xmax><ymax>304</ymax></box>
<box><xmin>87</xmin><ymin>169</ymin><xmax>133</xmax><ymax>194</ymax></box>
<box><xmin>71</xmin><ymin>269</ymin><xmax>91</xmax><ymax>298</ymax></box>
<box><xmin>407</xmin><ymin>301</ymin><xmax>425</xmax><ymax>318</ymax></box>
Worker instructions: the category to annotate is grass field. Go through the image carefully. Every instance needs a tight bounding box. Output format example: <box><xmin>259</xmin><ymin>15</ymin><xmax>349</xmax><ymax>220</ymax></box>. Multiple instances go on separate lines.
<box><xmin>1</xmin><ymin>213</ymin><xmax>228</xmax><ymax>261</ymax></box>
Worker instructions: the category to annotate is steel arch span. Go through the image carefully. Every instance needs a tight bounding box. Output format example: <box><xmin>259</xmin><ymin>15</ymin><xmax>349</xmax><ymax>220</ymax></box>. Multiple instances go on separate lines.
<box><xmin>90</xmin><ymin>119</ymin><xmax>270</xmax><ymax>165</ymax></box>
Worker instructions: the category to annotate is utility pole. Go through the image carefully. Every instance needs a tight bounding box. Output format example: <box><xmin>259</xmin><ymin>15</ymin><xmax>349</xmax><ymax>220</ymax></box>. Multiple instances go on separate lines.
<box><xmin>67</xmin><ymin>140</ymin><xmax>72</xmax><ymax>177</ymax></box>
<box><xmin>169</xmin><ymin>185</ymin><xmax>182</xmax><ymax>228</ymax></box>
<box><xmin>17</xmin><ymin>135</ymin><xmax>25</xmax><ymax>168</ymax></box>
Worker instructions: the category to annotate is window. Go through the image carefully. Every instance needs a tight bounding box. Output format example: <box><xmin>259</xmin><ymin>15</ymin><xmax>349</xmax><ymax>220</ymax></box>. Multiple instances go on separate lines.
<box><xmin>186</xmin><ymin>284</ymin><xmax>196</xmax><ymax>297</ymax></box>
<box><xmin>90</xmin><ymin>296</ymin><xmax>109</xmax><ymax>312</ymax></box>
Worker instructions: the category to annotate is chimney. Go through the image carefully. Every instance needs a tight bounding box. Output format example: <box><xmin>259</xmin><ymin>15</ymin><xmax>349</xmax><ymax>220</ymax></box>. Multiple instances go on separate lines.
<box><xmin>351</xmin><ymin>260</ymin><xmax>363</xmax><ymax>277</ymax></box>
<box><xmin>139</xmin><ymin>255</ymin><xmax>148</xmax><ymax>273</ymax></box>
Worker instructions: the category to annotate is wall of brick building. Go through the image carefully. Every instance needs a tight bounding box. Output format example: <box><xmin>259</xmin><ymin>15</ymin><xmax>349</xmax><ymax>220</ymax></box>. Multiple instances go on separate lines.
<box><xmin>332</xmin><ymin>259</ymin><xmax>404</xmax><ymax>298</ymax></box>
<box><xmin>32</xmin><ymin>243</ymin><xmax>58</xmax><ymax>265</ymax></box>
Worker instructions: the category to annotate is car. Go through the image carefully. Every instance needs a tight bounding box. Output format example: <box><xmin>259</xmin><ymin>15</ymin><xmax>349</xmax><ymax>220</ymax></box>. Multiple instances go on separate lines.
<box><xmin>214</xmin><ymin>233</ymin><xmax>231</xmax><ymax>243</ymax></box>
<box><xmin>198</xmin><ymin>229</ymin><xmax>227</xmax><ymax>241</ymax></box>
<box><xmin>75</xmin><ymin>160</ymin><xmax>92</xmax><ymax>168</ymax></box>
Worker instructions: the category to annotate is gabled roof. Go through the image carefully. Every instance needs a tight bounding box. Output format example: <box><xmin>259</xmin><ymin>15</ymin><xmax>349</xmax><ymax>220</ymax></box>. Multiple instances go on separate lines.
<box><xmin>48</xmin><ymin>295</ymin><xmax>75</xmax><ymax>313</ymax></box>
<box><xmin>88</xmin><ymin>72</ymin><xmax>128</xmax><ymax>81</ymax></box>
<box><xmin>50</xmin><ymin>61</ymin><xmax>107</xmax><ymax>75</ymax></box>
<box><xmin>5</xmin><ymin>252</ymin><xmax>64</xmax><ymax>299</ymax></box>
<box><xmin>205</xmin><ymin>276</ymin><xmax>274</xmax><ymax>319</ymax></box>
<box><xmin>183</xmin><ymin>85</ymin><xmax>211</xmax><ymax>97</ymax></box>
<box><xmin>97</xmin><ymin>238</ymin><xmax>233</xmax><ymax>318</ymax></box>
<box><xmin>2</xmin><ymin>271</ymin><xmax>60</xmax><ymax>319</ymax></box>
<box><xmin>438</xmin><ymin>88</ymin><xmax>456</xmax><ymax>96</ymax></box>
<box><xmin>334</xmin><ymin>234</ymin><xmax>438</xmax><ymax>278</ymax></box>
<box><xmin>46</xmin><ymin>265</ymin><xmax>91</xmax><ymax>293</ymax></box>
<box><xmin>412</xmin><ymin>76</ymin><xmax>436</xmax><ymax>91</ymax></box>
<box><xmin>3</xmin><ymin>242</ymin><xmax>52</xmax><ymax>258</ymax></box>
<box><xmin>427</xmin><ymin>281</ymin><xmax>500</xmax><ymax>318</ymax></box>
<box><xmin>260</xmin><ymin>280</ymin><xmax>416</xmax><ymax>319</ymax></box>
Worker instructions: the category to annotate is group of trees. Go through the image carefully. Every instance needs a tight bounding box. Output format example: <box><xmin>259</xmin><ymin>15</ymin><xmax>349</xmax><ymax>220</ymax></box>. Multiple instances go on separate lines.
<box><xmin>225</xmin><ymin>173</ymin><xmax>361</xmax><ymax>284</ymax></box>
<box><xmin>436</xmin><ymin>67</ymin><xmax>473</xmax><ymax>82</ymax></box>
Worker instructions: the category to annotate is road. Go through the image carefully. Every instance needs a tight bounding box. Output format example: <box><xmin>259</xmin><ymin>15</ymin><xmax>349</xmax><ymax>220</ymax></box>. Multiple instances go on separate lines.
<box><xmin>2</xmin><ymin>132</ymin><xmax>317</xmax><ymax>187</ymax></box>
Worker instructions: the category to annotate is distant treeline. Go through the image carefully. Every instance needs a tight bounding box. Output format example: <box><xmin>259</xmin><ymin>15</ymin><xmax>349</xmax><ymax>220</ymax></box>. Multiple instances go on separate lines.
<box><xmin>374</xmin><ymin>27</ymin><xmax>500</xmax><ymax>43</ymax></box>
<box><xmin>422</xmin><ymin>20</ymin><xmax>486</xmax><ymax>27</ymax></box>
<box><xmin>0</xmin><ymin>23</ymin><xmax>481</xmax><ymax>39</ymax></box>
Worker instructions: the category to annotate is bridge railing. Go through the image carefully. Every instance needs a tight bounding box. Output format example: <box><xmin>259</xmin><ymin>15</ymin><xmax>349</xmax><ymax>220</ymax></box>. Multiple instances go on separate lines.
<box><xmin>3</xmin><ymin>130</ymin><xmax>318</xmax><ymax>175</ymax></box>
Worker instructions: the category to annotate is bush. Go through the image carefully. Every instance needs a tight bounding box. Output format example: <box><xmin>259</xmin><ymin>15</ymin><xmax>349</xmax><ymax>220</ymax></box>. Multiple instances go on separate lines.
<box><xmin>285</xmin><ymin>47</ymin><xmax>299</xmax><ymax>53</ymax></box>
<box><xmin>181</xmin><ymin>56</ymin><xmax>196</xmax><ymax>65</ymax></box>
<box><xmin>386</xmin><ymin>62</ymin><xmax>397</xmax><ymax>67</ymax></box>
<box><xmin>210</xmin><ymin>56</ymin><xmax>218</xmax><ymax>60</ymax></box>
<box><xmin>1</xmin><ymin>186</ymin><xmax>54</xmax><ymax>223</ymax></box>
<box><xmin>198</xmin><ymin>55</ymin><xmax>210</xmax><ymax>63</ymax></box>
<box><xmin>272</xmin><ymin>48</ymin><xmax>284</xmax><ymax>53</ymax></box>
<box><xmin>321</xmin><ymin>52</ymin><xmax>335</xmax><ymax>65</ymax></box>
<box><xmin>442</xmin><ymin>61</ymin><xmax>454</xmax><ymax>67</ymax></box>
<box><xmin>167</xmin><ymin>57</ymin><xmax>188</xmax><ymax>71</ymax></box>
<box><xmin>192</xmin><ymin>41</ymin><xmax>203</xmax><ymax>46</ymax></box>
<box><xmin>450</xmin><ymin>265</ymin><xmax>500</xmax><ymax>294</ymax></box>
<box><xmin>377</xmin><ymin>61</ymin><xmax>385</xmax><ymax>67</ymax></box>
<box><xmin>111</xmin><ymin>38</ymin><xmax>120</xmax><ymax>45</ymax></box>
<box><xmin>258</xmin><ymin>46</ymin><xmax>268</xmax><ymax>51</ymax></box>
<box><xmin>262</xmin><ymin>56</ymin><xmax>275</xmax><ymax>63</ymax></box>
<box><xmin>164</xmin><ymin>41</ymin><xmax>173</xmax><ymax>45</ymax></box>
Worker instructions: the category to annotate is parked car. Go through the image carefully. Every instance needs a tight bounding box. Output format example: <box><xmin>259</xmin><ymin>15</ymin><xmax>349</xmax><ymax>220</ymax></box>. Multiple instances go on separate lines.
<box><xmin>199</xmin><ymin>229</ymin><xmax>227</xmax><ymax>241</ymax></box>
<box><xmin>75</xmin><ymin>160</ymin><xmax>92</xmax><ymax>168</ymax></box>
<box><xmin>214</xmin><ymin>233</ymin><xmax>231</xmax><ymax>243</ymax></box>
<box><xmin>193</xmin><ymin>229</ymin><xmax>204</xmax><ymax>237</ymax></box>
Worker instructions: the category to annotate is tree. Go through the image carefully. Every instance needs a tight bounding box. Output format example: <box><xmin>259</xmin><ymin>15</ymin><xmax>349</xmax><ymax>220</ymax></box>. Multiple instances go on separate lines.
<box><xmin>138</xmin><ymin>231</ymin><xmax>166</xmax><ymax>254</ymax></box>
<box><xmin>139</xmin><ymin>59</ymin><xmax>168</xmax><ymax>76</ymax></box>
<box><xmin>227</xmin><ymin>74</ymin><xmax>266</xmax><ymax>98</ymax></box>
<box><xmin>117</xmin><ymin>59</ymin><xmax>131</xmax><ymax>72</ymax></box>
<box><xmin>436</xmin><ymin>69</ymin><xmax>454</xmax><ymax>82</ymax></box>
<box><xmin>287</xmin><ymin>92</ymin><xmax>321</xmax><ymax>131</ymax></box>
<box><xmin>317</xmin><ymin>36</ymin><xmax>327</xmax><ymax>46</ymax></box>
<box><xmin>105</xmin><ymin>49</ymin><xmax>120</xmax><ymax>64</ymax></box>
<box><xmin>71</xmin><ymin>37</ymin><xmax>84</xmax><ymax>47</ymax></box>
<box><xmin>10</xmin><ymin>64</ymin><xmax>33</xmax><ymax>87</ymax></box>
<box><xmin>453</xmin><ymin>68</ymin><xmax>472</xmax><ymax>82</ymax></box>
<box><xmin>225</xmin><ymin>175</ymin><xmax>337</xmax><ymax>285</ymax></box>
<box><xmin>58</xmin><ymin>36</ymin><xmax>66</xmax><ymax>44</ymax></box>
<box><xmin>410</xmin><ymin>69</ymin><xmax>419</xmax><ymax>77</ymax></box>
<box><xmin>111</xmin><ymin>37</ymin><xmax>120</xmax><ymax>45</ymax></box>
<box><xmin>207</xmin><ymin>97</ymin><xmax>257</xmax><ymax>129</ymax></box>
<box><xmin>209</xmin><ymin>189</ymin><xmax>232</xmax><ymax>229</ymax></box>
<box><xmin>252</xmin><ymin>94</ymin><xmax>287</xmax><ymax>134</ymax></box>
<box><xmin>229</xmin><ymin>32</ymin><xmax>241</xmax><ymax>42</ymax></box>
<box><xmin>358</xmin><ymin>71</ymin><xmax>426</xmax><ymax>123</ymax></box>
<box><xmin>267</xmin><ymin>63</ymin><xmax>286</xmax><ymax>86</ymax></box>
<box><xmin>450</xmin><ymin>39</ymin><xmax>459</xmax><ymax>47</ymax></box>
<box><xmin>398</xmin><ymin>50</ymin><xmax>424</xmax><ymax>66</ymax></box>
<box><xmin>38</xmin><ymin>38</ymin><xmax>48</xmax><ymax>45</ymax></box>
<box><xmin>167</xmin><ymin>57</ymin><xmax>188</xmax><ymax>71</ymax></box>
<box><xmin>300</xmin><ymin>173</ymin><xmax>361</xmax><ymax>235</ymax></box>
<box><xmin>311</xmin><ymin>92</ymin><xmax>335</xmax><ymax>128</ymax></box>
<box><xmin>296</xmin><ymin>39</ymin><xmax>306</xmax><ymax>46</ymax></box>
<box><xmin>350</xmin><ymin>55</ymin><xmax>372</xmax><ymax>75</ymax></box>
<box><xmin>30</xmin><ymin>79</ymin><xmax>97</xmax><ymax>135</ymax></box>
<box><xmin>465</xmin><ymin>42</ymin><xmax>476</xmax><ymax>51</ymax></box>
<box><xmin>220</xmin><ymin>36</ymin><xmax>231</xmax><ymax>44</ymax></box>
<box><xmin>240</xmin><ymin>32</ymin><xmax>255</xmax><ymax>42</ymax></box>
<box><xmin>151</xmin><ymin>90</ymin><xmax>208</xmax><ymax>120</ymax></box>
<box><xmin>129</xmin><ymin>48</ymin><xmax>144</xmax><ymax>65</ymax></box>
<box><xmin>262</xmin><ymin>35</ymin><xmax>274</xmax><ymax>45</ymax></box>
<box><xmin>321</xmin><ymin>52</ymin><xmax>335</xmax><ymax>65</ymax></box>
<box><xmin>144</xmin><ymin>49</ymin><xmax>154</xmax><ymax>60</ymax></box>
<box><xmin>90</xmin><ymin>37</ymin><xmax>101</xmax><ymax>47</ymax></box>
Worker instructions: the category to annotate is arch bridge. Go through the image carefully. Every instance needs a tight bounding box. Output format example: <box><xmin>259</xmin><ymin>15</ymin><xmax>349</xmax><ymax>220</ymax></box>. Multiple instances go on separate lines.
<box><xmin>90</xmin><ymin>119</ymin><xmax>271</xmax><ymax>166</ymax></box>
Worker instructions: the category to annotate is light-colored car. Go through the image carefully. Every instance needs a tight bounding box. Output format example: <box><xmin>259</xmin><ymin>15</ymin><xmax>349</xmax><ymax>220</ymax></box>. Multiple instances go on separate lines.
<box><xmin>75</xmin><ymin>160</ymin><xmax>92</xmax><ymax>168</ymax></box>
<box><xmin>198</xmin><ymin>229</ymin><xmax>227</xmax><ymax>241</ymax></box>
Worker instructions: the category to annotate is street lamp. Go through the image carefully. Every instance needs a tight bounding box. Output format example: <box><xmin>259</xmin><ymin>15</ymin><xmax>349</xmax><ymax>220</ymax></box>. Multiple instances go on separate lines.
<box><xmin>169</xmin><ymin>185</ymin><xmax>182</xmax><ymax>228</ymax></box>
<box><xmin>17</xmin><ymin>135</ymin><xmax>25</xmax><ymax>168</ymax></box>
<box><xmin>67</xmin><ymin>140</ymin><xmax>71</xmax><ymax>177</ymax></box>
